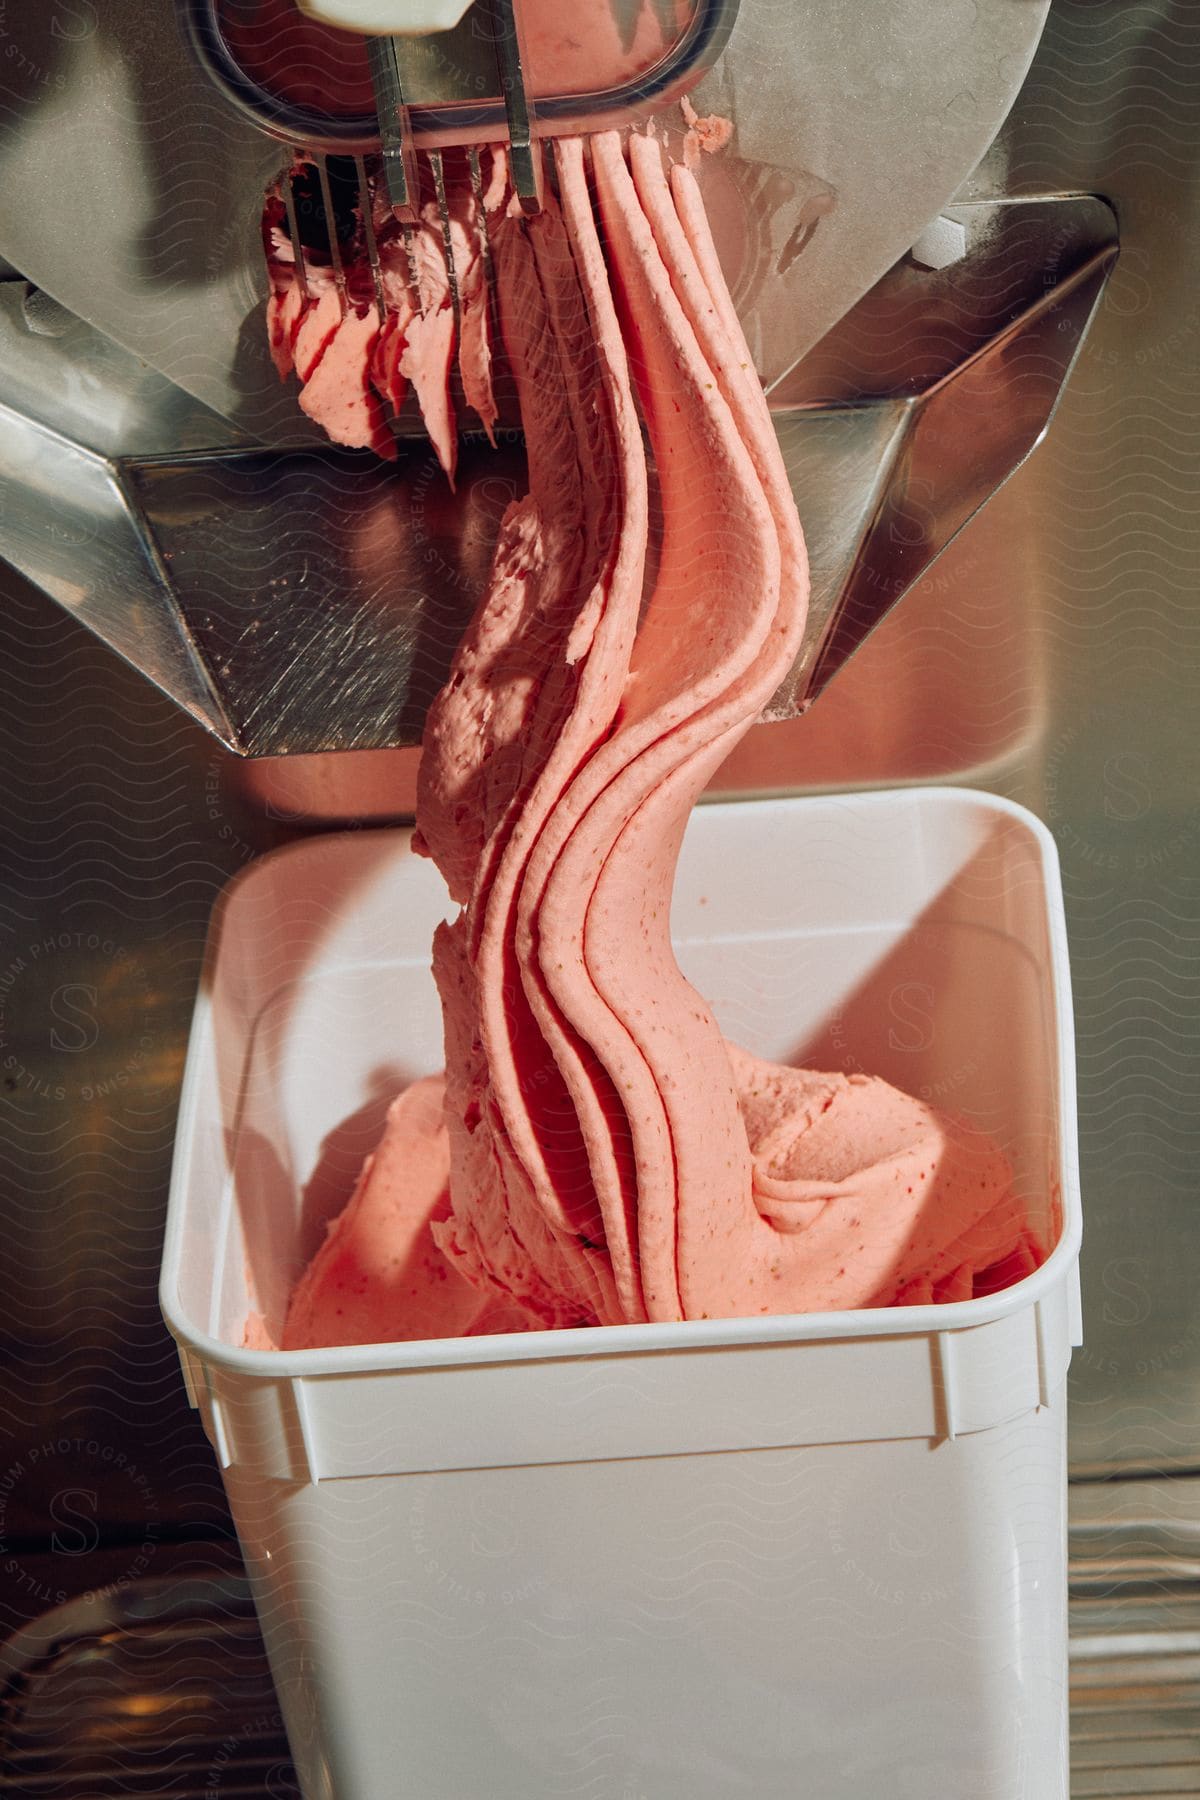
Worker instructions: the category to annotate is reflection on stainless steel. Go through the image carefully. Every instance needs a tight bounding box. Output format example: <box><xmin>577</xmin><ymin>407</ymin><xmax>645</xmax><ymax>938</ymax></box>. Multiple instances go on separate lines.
<box><xmin>774</xmin><ymin>195</ymin><xmax>1118</xmax><ymax>708</ymax></box>
<box><xmin>0</xmin><ymin>194</ymin><xmax>1115</xmax><ymax>754</ymax></box>
<box><xmin>0</xmin><ymin>1575</ymin><xmax>301</xmax><ymax>1798</ymax></box>
<box><xmin>121</xmin><ymin>444</ymin><xmax>502</xmax><ymax>754</ymax></box>
<box><xmin>984</xmin><ymin>3</ymin><xmax>1200</xmax><ymax>1496</ymax></box>
<box><xmin>0</xmin><ymin>289</ymin><xmax>247</xmax><ymax>463</ymax></box>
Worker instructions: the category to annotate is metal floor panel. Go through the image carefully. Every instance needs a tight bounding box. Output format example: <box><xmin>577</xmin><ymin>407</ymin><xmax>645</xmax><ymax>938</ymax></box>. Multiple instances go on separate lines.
<box><xmin>1070</xmin><ymin>1596</ymin><xmax>1200</xmax><ymax>1799</ymax></box>
<box><xmin>0</xmin><ymin>1570</ymin><xmax>1195</xmax><ymax>1800</ymax></box>
<box><xmin>0</xmin><ymin>1577</ymin><xmax>299</xmax><ymax>1799</ymax></box>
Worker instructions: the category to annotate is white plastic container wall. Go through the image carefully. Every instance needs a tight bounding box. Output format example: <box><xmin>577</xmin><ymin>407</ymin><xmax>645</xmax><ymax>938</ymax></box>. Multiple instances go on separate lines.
<box><xmin>161</xmin><ymin>789</ymin><xmax>1082</xmax><ymax>1800</ymax></box>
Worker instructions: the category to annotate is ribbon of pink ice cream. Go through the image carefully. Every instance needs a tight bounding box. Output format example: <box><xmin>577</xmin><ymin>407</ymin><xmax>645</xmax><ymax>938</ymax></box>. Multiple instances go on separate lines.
<box><xmin>279</xmin><ymin>132</ymin><xmax>1041</xmax><ymax>1350</ymax></box>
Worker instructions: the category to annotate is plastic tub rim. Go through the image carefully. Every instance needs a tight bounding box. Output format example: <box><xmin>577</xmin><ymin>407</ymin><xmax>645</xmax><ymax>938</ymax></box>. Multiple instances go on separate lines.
<box><xmin>159</xmin><ymin>785</ymin><xmax>1080</xmax><ymax>1380</ymax></box>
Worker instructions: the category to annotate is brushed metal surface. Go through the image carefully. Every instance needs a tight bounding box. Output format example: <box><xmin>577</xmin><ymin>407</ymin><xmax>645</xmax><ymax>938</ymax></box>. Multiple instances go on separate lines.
<box><xmin>713</xmin><ymin>0</ymin><xmax>1200</xmax><ymax>1487</ymax></box>
<box><xmin>981</xmin><ymin>0</ymin><xmax>1200</xmax><ymax>1484</ymax></box>
<box><xmin>725</xmin><ymin>0</ymin><xmax>1200</xmax><ymax>1482</ymax></box>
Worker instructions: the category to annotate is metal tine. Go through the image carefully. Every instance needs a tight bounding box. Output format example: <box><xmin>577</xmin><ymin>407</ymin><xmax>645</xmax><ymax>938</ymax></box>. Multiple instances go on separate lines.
<box><xmin>429</xmin><ymin>149</ymin><xmax>462</xmax><ymax>330</ymax></box>
<box><xmin>314</xmin><ymin>153</ymin><xmax>350</xmax><ymax>315</ymax></box>
<box><xmin>467</xmin><ymin>148</ymin><xmax>495</xmax><ymax>289</ymax></box>
<box><xmin>353</xmin><ymin>152</ymin><xmax>387</xmax><ymax>323</ymax></box>
<box><xmin>485</xmin><ymin>0</ymin><xmax>543</xmax><ymax>215</ymax></box>
<box><xmin>365</xmin><ymin>32</ymin><xmax>425</xmax><ymax>317</ymax></box>
<box><xmin>280</xmin><ymin>166</ymin><xmax>311</xmax><ymax>302</ymax></box>
<box><xmin>467</xmin><ymin>146</ymin><xmax>498</xmax><ymax>341</ymax></box>
<box><xmin>366</xmin><ymin>35</ymin><xmax>421</xmax><ymax>221</ymax></box>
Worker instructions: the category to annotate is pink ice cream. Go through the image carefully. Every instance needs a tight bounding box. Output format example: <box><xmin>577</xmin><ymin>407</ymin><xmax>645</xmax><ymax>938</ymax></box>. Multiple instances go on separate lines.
<box><xmin>281</xmin><ymin>1054</ymin><xmax>1035</xmax><ymax>1345</ymax></box>
<box><xmin>267</xmin><ymin>129</ymin><xmax>1044</xmax><ymax>1353</ymax></box>
<box><xmin>282</xmin><ymin>1076</ymin><xmax>527</xmax><ymax>1348</ymax></box>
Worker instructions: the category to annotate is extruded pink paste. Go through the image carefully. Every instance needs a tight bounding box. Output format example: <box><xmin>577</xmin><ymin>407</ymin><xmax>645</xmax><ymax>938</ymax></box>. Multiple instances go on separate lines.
<box><xmin>269</xmin><ymin>132</ymin><xmax>1043</xmax><ymax>1353</ymax></box>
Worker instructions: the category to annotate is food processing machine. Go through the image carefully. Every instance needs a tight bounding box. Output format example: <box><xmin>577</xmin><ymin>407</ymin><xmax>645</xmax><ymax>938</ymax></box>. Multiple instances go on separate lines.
<box><xmin>0</xmin><ymin>1</ymin><xmax>1197</xmax><ymax>1794</ymax></box>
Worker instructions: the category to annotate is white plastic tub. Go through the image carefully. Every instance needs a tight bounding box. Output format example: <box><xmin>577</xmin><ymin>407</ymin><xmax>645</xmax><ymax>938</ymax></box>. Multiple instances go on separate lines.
<box><xmin>161</xmin><ymin>789</ymin><xmax>1081</xmax><ymax>1800</ymax></box>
